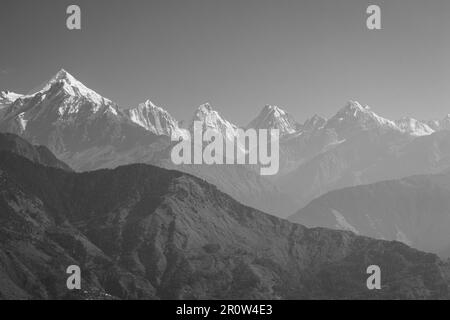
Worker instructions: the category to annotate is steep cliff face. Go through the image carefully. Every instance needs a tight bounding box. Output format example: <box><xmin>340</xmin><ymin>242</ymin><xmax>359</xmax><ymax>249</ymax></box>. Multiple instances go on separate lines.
<box><xmin>0</xmin><ymin>151</ymin><xmax>449</xmax><ymax>300</ymax></box>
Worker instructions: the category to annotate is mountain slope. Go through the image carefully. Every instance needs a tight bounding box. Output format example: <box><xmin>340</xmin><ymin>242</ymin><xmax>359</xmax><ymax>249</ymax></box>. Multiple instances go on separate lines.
<box><xmin>0</xmin><ymin>91</ymin><xmax>23</xmax><ymax>118</ymax></box>
<box><xmin>190</xmin><ymin>103</ymin><xmax>239</xmax><ymax>144</ymax></box>
<box><xmin>0</xmin><ymin>132</ymin><xmax>71</xmax><ymax>171</ymax></box>
<box><xmin>0</xmin><ymin>70</ymin><xmax>168</xmax><ymax>169</ymax></box>
<box><xmin>127</xmin><ymin>100</ymin><xmax>187</xmax><ymax>139</ymax></box>
<box><xmin>0</xmin><ymin>151</ymin><xmax>449</xmax><ymax>299</ymax></box>
<box><xmin>247</xmin><ymin>105</ymin><xmax>301</xmax><ymax>136</ymax></box>
<box><xmin>289</xmin><ymin>171</ymin><xmax>450</xmax><ymax>258</ymax></box>
<box><xmin>161</xmin><ymin>160</ymin><xmax>297</xmax><ymax>217</ymax></box>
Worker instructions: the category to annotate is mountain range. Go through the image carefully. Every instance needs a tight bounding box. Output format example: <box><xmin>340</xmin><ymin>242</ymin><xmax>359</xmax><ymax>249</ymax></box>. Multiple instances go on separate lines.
<box><xmin>3</xmin><ymin>69</ymin><xmax>450</xmax><ymax>258</ymax></box>
<box><xmin>0</xmin><ymin>143</ymin><xmax>449</xmax><ymax>299</ymax></box>
<box><xmin>0</xmin><ymin>70</ymin><xmax>296</xmax><ymax>216</ymax></box>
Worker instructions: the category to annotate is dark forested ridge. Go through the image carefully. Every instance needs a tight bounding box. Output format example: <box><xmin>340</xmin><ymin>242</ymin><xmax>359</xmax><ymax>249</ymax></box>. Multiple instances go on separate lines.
<box><xmin>0</xmin><ymin>151</ymin><xmax>449</xmax><ymax>299</ymax></box>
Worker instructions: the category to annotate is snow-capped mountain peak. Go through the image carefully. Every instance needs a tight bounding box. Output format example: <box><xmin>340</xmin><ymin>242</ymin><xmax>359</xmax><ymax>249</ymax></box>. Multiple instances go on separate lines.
<box><xmin>192</xmin><ymin>103</ymin><xmax>238</xmax><ymax>132</ymax></box>
<box><xmin>336</xmin><ymin>100</ymin><xmax>371</xmax><ymax>117</ymax></box>
<box><xmin>35</xmin><ymin>69</ymin><xmax>112</xmax><ymax>106</ymax></box>
<box><xmin>247</xmin><ymin>105</ymin><xmax>299</xmax><ymax>135</ymax></box>
<box><xmin>197</xmin><ymin>102</ymin><xmax>214</xmax><ymax>114</ymax></box>
<box><xmin>189</xmin><ymin>103</ymin><xmax>239</xmax><ymax>144</ymax></box>
<box><xmin>326</xmin><ymin>100</ymin><xmax>399</xmax><ymax>136</ymax></box>
<box><xmin>325</xmin><ymin>100</ymin><xmax>440</xmax><ymax>137</ymax></box>
<box><xmin>0</xmin><ymin>91</ymin><xmax>24</xmax><ymax>119</ymax></box>
<box><xmin>51</xmin><ymin>68</ymin><xmax>78</xmax><ymax>83</ymax></box>
<box><xmin>264</xmin><ymin>105</ymin><xmax>285</xmax><ymax>115</ymax></box>
<box><xmin>394</xmin><ymin>117</ymin><xmax>435</xmax><ymax>136</ymax></box>
<box><xmin>127</xmin><ymin>100</ymin><xmax>187</xmax><ymax>139</ymax></box>
<box><xmin>0</xmin><ymin>69</ymin><xmax>125</xmax><ymax>144</ymax></box>
<box><xmin>0</xmin><ymin>90</ymin><xmax>23</xmax><ymax>103</ymax></box>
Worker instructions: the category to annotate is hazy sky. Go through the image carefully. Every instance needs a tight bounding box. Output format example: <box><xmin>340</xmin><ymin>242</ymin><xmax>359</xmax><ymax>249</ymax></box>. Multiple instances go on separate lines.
<box><xmin>0</xmin><ymin>0</ymin><xmax>449</xmax><ymax>125</ymax></box>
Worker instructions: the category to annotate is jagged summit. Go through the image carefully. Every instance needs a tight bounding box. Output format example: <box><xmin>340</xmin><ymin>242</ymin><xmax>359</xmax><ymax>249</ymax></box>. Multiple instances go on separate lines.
<box><xmin>262</xmin><ymin>105</ymin><xmax>285</xmax><ymax>114</ymax></box>
<box><xmin>1</xmin><ymin>90</ymin><xmax>20</xmax><ymax>96</ymax></box>
<box><xmin>0</xmin><ymin>69</ymin><xmax>140</xmax><ymax>155</ymax></box>
<box><xmin>140</xmin><ymin>99</ymin><xmax>164</xmax><ymax>110</ymax></box>
<box><xmin>395</xmin><ymin>117</ymin><xmax>435</xmax><ymax>136</ymax></box>
<box><xmin>0</xmin><ymin>91</ymin><xmax>24</xmax><ymax>118</ymax></box>
<box><xmin>197</xmin><ymin>102</ymin><xmax>214</xmax><ymax>113</ymax></box>
<box><xmin>127</xmin><ymin>100</ymin><xmax>187</xmax><ymax>139</ymax></box>
<box><xmin>336</xmin><ymin>100</ymin><xmax>371</xmax><ymax>115</ymax></box>
<box><xmin>51</xmin><ymin>68</ymin><xmax>76</xmax><ymax>82</ymax></box>
<box><xmin>247</xmin><ymin>104</ymin><xmax>299</xmax><ymax>136</ymax></box>
<box><xmin>326</xmin><ymin>100</ymin><xmax>399</xmax><ymax>136</ymax></box>
<box><xmin>33</xmin><ymin>68</ymin><xmax>112</xmax><ymax>105</ymax></box>
<box><xmin>0</xmin><ymin>90</ymin><xmax>23</xmax><ymax>103</ymax></box>
<box><xmin>191</xmin><ymin>102</ymin><xmax>238</xmax><ymax>132</ymax></box>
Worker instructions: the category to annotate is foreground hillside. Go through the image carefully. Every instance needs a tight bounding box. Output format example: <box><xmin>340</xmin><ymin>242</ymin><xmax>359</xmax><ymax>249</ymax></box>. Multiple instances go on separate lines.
<box><xmin>0</xmin><ymin>151</ymin><xmax>449</xmax><ymax>299</ymax></box>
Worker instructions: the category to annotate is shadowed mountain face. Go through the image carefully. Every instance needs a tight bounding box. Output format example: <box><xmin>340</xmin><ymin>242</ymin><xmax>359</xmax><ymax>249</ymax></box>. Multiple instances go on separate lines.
<box><xmin>0</xmin><ymin>151</ymin><xmax>449</xmax><ymax>299</ymax></box>
<box><xmin>290</xmin><ymin>172</ymin><xmax>450</xmax><ymax>258</ymax></box>
<box><xmin>0</xmin><ymin>132</ymin><xmax>72</xmax><ymax>171</ymax></box>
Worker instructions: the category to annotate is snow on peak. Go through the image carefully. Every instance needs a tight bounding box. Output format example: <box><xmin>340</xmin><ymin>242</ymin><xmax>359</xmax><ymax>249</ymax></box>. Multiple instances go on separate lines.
<box><xmin>197</xmin><ymin>102</ymin><xmax>214</xmax><ymax>114</ymax></box>
<box><xmin>0</xmin><ymin>69</ymin><xmax>123</xmax><ymax>133</ymax></box>
<box><xmin>190</xmin><ymin>103</ymin><xmax>239</xmax><ymax>143</ymax></box>
<box><xmin>0</xmin><ymin>91</ymin><xmax>23</xmax><ymax>105</ymax></box>
<box><xmin>247</xmin><ymin>105</ymin><xmax>299</xmax><ymax>135</ymax></box>
<box><xmin>327</xmin><ymin>100</ymin><xmax>398</xmax><ymax>135</ymax></box>
<box><xmin>394</xmin><ymin>117</ymin><xmax>435</xmax><ymax>136</ymax></box>
<box><xmin>263</xmin><ymin>105</ymin><xmax>286</xmax><ymax>116</ymax></box>
<box><xmin>192</xmin><ymin>103</ymin><xmax>238</xmax><ymax>131</ymax></box>
<box><xmin>0</xmin><ymin>91</ymin><xmax>23</xmax><ymax>119</ymax></box>
<box><xmin>337</xmin><ymin>100</ymin><xmax>371</xmax><ymax>116</ymax></box>
<box><xmin>36</xmin><ymin>69</ymin><xmax>112</xmax><ymax>106</ymax></box>
<box><xmin>141</xmin><ymin>99</ymin><xmax>161</xmax><ymax>110</ymax></box>
<box><xmin>128</xmin><ymin>100</ymin><xmax>187</xmax><ymax>139</ymax></box>
<box><xmin>325</xmin><ymin>100</ymin><xmax>437</xmax><ymax>137</ymax></box>
<box><xmin>51</xmin><ymin>69</ymin><xmax>77</xmax><ymax>83</ymax></box>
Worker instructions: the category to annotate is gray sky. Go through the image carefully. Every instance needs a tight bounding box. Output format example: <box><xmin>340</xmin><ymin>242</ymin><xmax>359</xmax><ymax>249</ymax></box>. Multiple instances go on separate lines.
<box><xmin>0</xmin><ymin>0</ymin><xmax>449</xmax><ymax>125</ymax></box>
